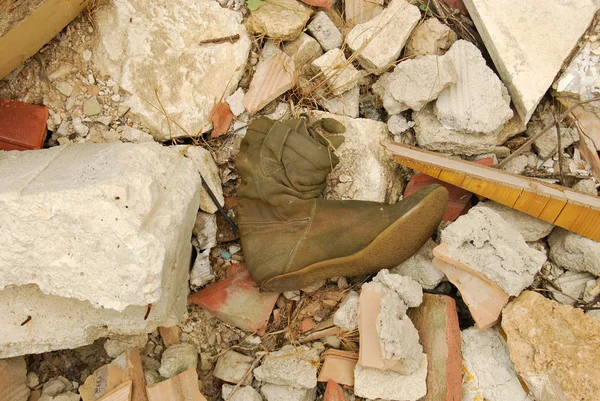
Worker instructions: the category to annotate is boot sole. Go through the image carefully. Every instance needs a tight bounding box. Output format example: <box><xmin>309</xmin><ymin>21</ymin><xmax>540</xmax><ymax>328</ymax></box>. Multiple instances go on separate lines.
<box><xmin>263</xmin><ymin>185</ymin><xmax>449</xmax><ymax>292</ymax></box>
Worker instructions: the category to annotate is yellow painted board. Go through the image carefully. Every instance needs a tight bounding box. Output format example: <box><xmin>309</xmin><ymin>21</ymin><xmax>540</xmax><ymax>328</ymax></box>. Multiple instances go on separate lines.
<box><xmin>438</xmin><ymin>170</ymin><xmax>466</xmax><ymax>187</ymax></box>
<box><xmin>513</xmin><ymin>191</ymin><xmax>551</xmax><ymax>218</ymax></box>
<box><xmin>538</xmin><ymin>197</ymin><xmax>567</xmax><ymax>223</ymax></box>
<box><xmin>554</xmin><ymin>203</ymin><xmax>600</xmax><ymax>241</ymax></box>
<box><xmin>461</xmin><ymin>177</ymin><xmax>523</xmax><ymax>208</ymax></box>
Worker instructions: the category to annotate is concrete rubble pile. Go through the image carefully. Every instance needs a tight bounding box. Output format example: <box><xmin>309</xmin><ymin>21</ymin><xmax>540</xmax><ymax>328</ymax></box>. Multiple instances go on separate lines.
<box><xmin>1</xmin><ymin>0</ymin><xmax>600</xmax><ymax>400</ymax></box>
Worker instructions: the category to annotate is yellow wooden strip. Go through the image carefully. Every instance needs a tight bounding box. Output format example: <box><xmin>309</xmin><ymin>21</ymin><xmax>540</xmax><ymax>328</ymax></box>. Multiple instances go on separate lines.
<box><xmin>538</xmin><ymin>197</ymin><xmax>567</xmax><ymax>222</ymax></box>
<box><xmin>554</xmin><ymin>203</ymin><xmax>600</xmax><ymax>241</ymax></box>
<box><xmin>438</xmin><ymin>170</ymin><xmax>466</xmax><ymax>187</ymax></box>
<box><xmin>395</xmin><ymin>157</ymin><xmax>442</xmax><ymax>178</ymax></box>
<box><xmin>513</xmin><ymin>191</ymin><xmax>551</xmax><ymax>218</ymax></box>
<box><xmin>461</xmin><ymin>177</ymin><xmax>523</xmax><ymax>207</ymax></box>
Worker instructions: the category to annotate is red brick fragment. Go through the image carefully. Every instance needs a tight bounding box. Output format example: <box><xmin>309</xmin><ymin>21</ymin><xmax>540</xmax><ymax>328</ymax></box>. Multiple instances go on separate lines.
<box><xmin>209</xmin><ymin>102</ymin><xmax>234</xmax><ymax>138</ymax></box>
<box><xmin>324</xmin><ymin>380</ymin><xmax>348</xmax><ymax>401</ymax></box>
<box><xmin>299</xmin><ymin>318</ymin><xmax>317</xmax><ymax>333</ymax></box>
<box><xmin>0</xmin><ymin>98</ymin><xmax>48</xmax><ymax>151</ymax></box>
<box><xmin>300</xmin><ymin>0</ymin><xmax>332</xmax><ymax>9</ymax></box>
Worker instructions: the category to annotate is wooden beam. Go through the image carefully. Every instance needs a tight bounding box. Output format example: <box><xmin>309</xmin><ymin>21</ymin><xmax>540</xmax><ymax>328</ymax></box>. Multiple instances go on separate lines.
<box><xmin>383</xmin><ymin>142</ymin><xmax>600</xmax><ymax>241</ymax></box>
<box><xmin>0</xmin><ymin>0</ymin><xmax>89</xmax><ymax>79</ymax></box>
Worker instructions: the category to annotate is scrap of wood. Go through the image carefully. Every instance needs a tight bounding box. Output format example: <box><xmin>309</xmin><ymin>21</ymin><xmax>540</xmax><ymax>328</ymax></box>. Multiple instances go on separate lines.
<box><xmin>146</xmin><ymin>369</ymin><xmax>207</xmax><ymax>401</ymax></box>
<box><xmin>97</xmin><ymin>381</ymin><xmax>133</xmax><ymax>401</ymax></box>
<box><xmin>384</xmin><ymin>142</ymin><xmax>600</xmax><ymax>241</ymax></box>
<box><xmin>0</xmin><ymin>357</ymin><xmax>29</xmax><ymax>401</ymax></box>
<box><xmin>0</xmin><ymin>0</ymin><xmax>89</xmax><ymax>79</ymax></box>
<box><xmin>158</xmin><ymin>326</ymin><xmax>181</xmax><ymax>347</ymax></box>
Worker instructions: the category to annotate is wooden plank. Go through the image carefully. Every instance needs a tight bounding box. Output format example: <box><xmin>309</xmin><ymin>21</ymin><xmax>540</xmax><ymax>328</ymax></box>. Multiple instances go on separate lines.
<box><xmin>0</xmin><ymin>0</ymin><xmax>89</xmax><ymax>79</ymax></box>
<box><xmin>384</xmin><ymin>142</ymin><xmax>600</xmax><ymax>241</ymax></box>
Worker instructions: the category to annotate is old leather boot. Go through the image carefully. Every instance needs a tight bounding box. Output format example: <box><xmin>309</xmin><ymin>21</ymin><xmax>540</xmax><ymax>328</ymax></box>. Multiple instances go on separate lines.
<box><xmin>236</xmin><ymin>116</ymin><xmax>449</xmax><ymax>292</ymax></box>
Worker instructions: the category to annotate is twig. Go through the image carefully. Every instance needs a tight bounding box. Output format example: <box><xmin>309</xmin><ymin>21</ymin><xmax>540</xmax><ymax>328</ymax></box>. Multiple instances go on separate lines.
<box><xmin>224</xmin><ymin>353</ymin><xmax>265</xmax><ymax>401</ymax></box>
<box><xmin>200</xmin><ymin>34</ymin><xmax>240</xmax><ymax>45</ymax></box>
<box><xmin>497</xmin><ymin>96</ymin><xmax>600</xmax><ymax>168</ymax></box>
<box><xmin>555</xmin><ymin>113</ymin><xmax>566</xmax><ymax>185</ymax></box>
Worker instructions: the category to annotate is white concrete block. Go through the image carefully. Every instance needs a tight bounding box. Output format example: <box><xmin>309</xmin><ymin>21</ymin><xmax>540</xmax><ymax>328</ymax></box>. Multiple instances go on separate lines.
<box><xmin>261</xmin><ymin>384</ymin><xmax>316</xmax><ymax>401</ymax></box>
<box><xmin>254</xmin><ymin>345</ymin><xmax>320</xmax><ymax>389</ymax></box>
<box><xmin>463</xmin><ymin>0</ymin><xmax>596</xmax><ymax>123</ymax></box>
<box><xmin>307</xmin><ymin>11</ymin><xmax>343</xmax><ymax>51</ymax></box>
<box><xmin>477</xmin><ymin>201</ymin><xmax>554</xmax><ymax>242</ymax></box>
<box><xmin>549</xmin><ymin>228</ymin><xmax>600</xmax><ymax>276</ymax></box>
<box><xmin>333</xmin><ymin>290</ymin><xmax>359</xmax><ymax>331</ymax></box>
<box><xmin>0</xmin><ymin>142</ymin><xmax>200</xmax><ymax>311</ymax></box>
<box><xmin>391</xmin><ymin>239</ymin><xmax>445</xmax><ymax>290</ymax></box>
<box><xmin>354</xmin><ymin>357</ymin><xmax>427</xmax><ymax>401</ymax></box>
<box><xmin>312</xmin><ymin>49</ymin><xmax>362</xmax><ymax>96</ymax></box>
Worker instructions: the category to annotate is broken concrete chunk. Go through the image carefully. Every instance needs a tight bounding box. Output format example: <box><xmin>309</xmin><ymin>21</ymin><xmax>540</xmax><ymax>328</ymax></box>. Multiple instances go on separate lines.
<box><xmin>373</xmin><ymin>269</ymin><xmax>423</xmax><ymax>307</ymax></box>
<box><xmin>182</xmin><ymin>145</ymin><xmax>224</xmax><ymax>214</ymax></box>
<box><xmin>333</xmin><ymin>291</ymin><xmax>359</xmax><ymax>331</ymax></box>
<box><xmin>146</xmin><ymin>368</ymin><xmax>207</xmax><ymax>401</ymax></box>
<box><xmin>531</xmin><ymin>125</ymin><xmax>579</xmax><ymax>159</ymax></box>
<box><xmin>461</xmin><ymin>327</ymin><xmax>533</xmax><ymax>401</ymax></box>
<box><xmin>413</xmin><ymin>104</ymin><xmax>510</xmax><ymax>157</ymax></box>
<box><xmin>463</xmin><ymin>0</ymin><xmax>596</xmax><ymax>123</ymax></box>
<box><xmin>244</xmin><ymin>48</ymin><xmax>295</xmax><ymax>115</ymax></box>
<box><xmin>317</xmin><ymin>350</ymin><xmax>358</xmax><ymax>387</ymax></box>
<box><xmin>384</xmin><ymin>55</ymin><xmax>457</xmax><ymax>114</ymax></box>
<box><xmin>283</xmin><ymin>33</ymin><xmax>323</xmax><ymax>73</ymax></box>
<box><xmin>0</xmin><ymin>357</ymin><xmax>29</xmax><ymax>401</ymax></box>
<box><xmin>392</xmin><ymin>239</ymin><xmax>445</xmax><ymax>290</ymax></box>
<box><xmin>247</xmin><ymin>0</ymin><xmax>311</xmax><ymax>41</ymax></box>
<box><xmin>190</xmin><ymin>249</ymin><xmax>213</xmax><ymax>288</ymax></box>
<box><xmin>552</xmin><ymin>271</ymin><xmax>596</xmax><ymax>306</ymax></box>
<box><xmin>440</xmin><ymin>207</ymin><xmax>546</xmax><ymax>296</ymax></box>
<box><xmin>311</xmin><ymin>49</ymin><xmax>361</xmax><ymax>96</ymax></box>
<box><xmin>556</xmin><ymin>40</ymin><xmax>600</xmax><ymax>100</ymax></box>
<box><xmin>315</xmin><ymin>87</ymin><xmax>360</xmax><ymax>119</ymax></box>
<box><xmin>573</xmin><ymin>179</ymin><xmax>598</xmax><ymax>196</ymax></box>
<box><xmin>213</xmin><ymin>351</ymin><xmax>254</xmax><ymax>385</ymax></box>
<box><xmin>0</xmin><ymin>142</ymin><xmax>199</xmax><ymax>312</ymax></box>
<box><xmin>549</xmin><ymin>228</ymin><xmax>600</xmax><ymax>276</ymax></box>
<box><xmin>93</xmin><ymin>0</ymin><xmax>251</xmax><ymax>140</ymax></box>
<box><xmin>253</xmin><ymin>345</ymin><xmax>320</xmax><ymax>389</ymax></box>
<box><xmin>193</xmin><ymin>212</ymin><xmax>217</xmax><ymax>250</ymax></box>
<box><xmin>222</xmin><ymin>384</ymin><xmax>263</xmax><ymax>401</ymax></box>
<box><xmin>353</xmin><ymin>359</ymin><xmax>427</xmax><ymax>401</ymax></box>
<box><xmin>387</xmin><ymin>114</ymin><xmax>415</xmax><ymax>137</ymax></box>
<box><xmin>226</xmin><ymin>88</ymin><xmax>246</xmax><ymax>117</ymax></box>
<box><xmin>408</xmin><ymin>294</ymin><xmax>461</xmax><ymax>401</ymax></box>
<box><xmin>346</xmin><ymin>0</ymin><xmax>420</xmax><ymax>74</ymax></box>
<box><xmin>344</xmin><ymin>0</ymin><xmax>383</xmax><ymax>27</ymax></box>
<box><xmin>502</xmin><ymin>291</ymin><xmax>600</xmax><ymax>401</ymax></box>
<box><xmin>405</xmin><ymin>18</ymin><xmax>458</xmax><ymax>57</ymax></box>
<box><xmin>435</xmin><ymin>40</ymin><xmax>513</xmax><ymax>134</ymax></box>
<box><xmin>260</xmin><ymin>384</ymin><xmax>316</xmax><ymax>401</ymax></box>
<box><xmin>120</xmin><ymin>126</ymin><xmax>154</xmax><ymax>143</ymax></box>
<box><xmin>103</xmin><ymin>334</ymin><xmax>148</xmax><ymax>359</ymax></box>
<box><xmin>158</xmin><ymin>343</ymin><xmax>198</xmax><ymax>379</ymax></box>
<box><xmin>307</xmin><ymin>12</ymin><xmax>343</xmax><ymax>51</ymax></box>
<box><xmin>477</xmin><ymin>201</ymin><xmax>554</xmax><ymax>241</ymax></box>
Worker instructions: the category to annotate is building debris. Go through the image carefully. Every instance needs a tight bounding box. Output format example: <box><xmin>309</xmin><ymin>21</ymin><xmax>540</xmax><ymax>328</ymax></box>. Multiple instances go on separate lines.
<box><xmin>333</xmin><ymin>291</ymin><xmax>359</xmax><ymax>331</ymax></box>
<box><xmin>260</xmin><ymin>384</ymin><xmax>316</xmax><ymax>401</ymax></box>
<box><xmin>0</xmin><ymin>357</ymin><xmax>29</xmax><ymax>401</ymax></box>
<box><xmin>477</xmin><ymin>201</ymin><xmax>555</xmax><ymax>241</ymax></box>
<box><xmin>353</xmin><ymin>361</ymin><xmax>427</xmax><ymax>401</ymax></box>
<box><xmin>157</xmin><ymin>327</ymin><xmax>181</xmax><ymax>348</ymax></box>
<box><xmin>306</xmin><ymin>12</ymin><xmax>343</xmax><ymax>52</ymax></box>
<box><xmin>391</xmin><ymin>240</ymin><xmax>446</xmax><ymax>290</ymax></box>
<box><xmin>146</xmin><ymin>368</ymin><xmax>207</xmax><ymax>401</ymax></box>
<box><xmin>253</xmin><ymin>345</ymin><xmax>321</xmax><ymax>389</ymax></box>
<box><xmin>213</xmin><ymin>351</ymin><xmax>254</xmax><ymax>385</ymax></box>
<box><xmin>282</xmin><ymin>32</ymin><xmax>323</xmax><ymax>75</ymax></box>
<box><xmin>158</xmin><ymin>343</ymin><xmax>198</xmax><ymax>379</ymax></box>
<box><xmin>323</xmin><ymin>380</ymin><xmax>347</xmax><ymax>401</ymax></box>
<box><xmin>549</xmin><ymin>228</ymin><xmax>600</xmax><ymax>276</ymax></box>
<box><xmin>246</xmin><ymin>0</ymin><xmax>311</xmax><ymax>41</ymax></box>
<box><xmin>0</xmin><ymin>98</ymin><xmax>48</xmax><ymax>150</ymax></box>
<box><xmin>221</xmin><ymin>385</ymin><xmax>263</xmax><ymax>401</ymax></box>
<box><xmin>344</xmin><ymin>0</ymin><xmax>383</xmax><ymax>27</ymax></box>
<box><xmin>315</xmin><ymin>87</ymin><xmax>360</xmax><ymax>119</ymax></box>
<box><xmin>209</xmin><ymin>102</ymin><xmax>234</xmax><ymax>138</ymax></box>
<box><xmin>405</xmin><ymin>18</ymin><xmax>458</xmax><ymax>57</ymax></box>
<box><xmin>551</xmin><ymin>271</ymin><xmax>597</xmax><ymax>305</ymax></box>
<box><xmin>311</xmin><ymin>49</ymin><xmax>362</xmax><ymax>96</ymax></box>
<box><xmin>317</xmin><ymin>350</ymin><xmax>358</xmax><ymax>387</ymax></box>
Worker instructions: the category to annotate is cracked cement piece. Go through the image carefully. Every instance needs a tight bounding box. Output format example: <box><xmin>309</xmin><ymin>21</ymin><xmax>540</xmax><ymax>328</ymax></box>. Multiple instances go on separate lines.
<box><xmin>316</xmin><ymin>87</ymin><xmax>360</xmax><ymax>118</ymax></box>
<box><xmin>346</xmin><ymin>0</ymin><xmax>421</xmax><ymax>74</ymax></box>
<box><xmin>461</xmin><ymin>327</ymin><xmax>533</xmax><ymax>401</ymax></box>
<box><xmin>405</xmin><ymin>18</ymin><xmax>458</xmax><ymax>57</ymax></box>
<box><xmin>253</xmin><ymin>345</ymin><xmax>321</xmax><ymax>389</ymax></box>
<box><xmin>333</xmin><ymin>290</ymin><xmax>359</xmax><ymax>331</ymax></box>
<box><xmin>222</xmin><ymin>384</ymin><xmax>263</xmax><ymax>401</ymax></box>
<box><xmin>159</xmin><ymin>343</ymin><xmax>198</xmax><ymax>379</ymax></box>
<box><xmin>311</xmin><ymin>49</ymin><xmax>362</xmax><ymax>96</ymax></box>
<box><xmin>477</xmin><ymin>201</ymin><xmax>554</xmax><ymax>242</ymax></box>
<box><xmin>312</xmin><ymin>111</ymin><xmax>400</xmax><ymax>202</ymax></box>
<box><xmin>307</xmin><ymin>11</ymin><xmax>343</xmax><ymax>51</ymax></box>
<box><xmin>463</xmin><ymin>0</ymin><xmax>596</xmax><ymax>124</ymax></box>
<box><xmin>103</xmin><ymin>334</ymin><xmax>148</xmax><ymax>358</ymax></box>
<box><xmin>392</xmin><ymin>239</ymin><xmax>445</xmax><ymax>290</ymax></box>
<box><xmin>413</xmin><ymin>105</ymin><xmax>510</xmax><ymax>157</ymax></box>
<box><xmin>354</xmin><ymin>359</ymin><xmax>428</xmax><ymax>401</ymax></box>
<box><xmin>193</xmin><ymin>212</ymin><xmax>217</xmax><ymax>250</ymax></box>
<box><xmin>0</xmin><ymin>142</ymin><xmax>200</xmax><ymax>312</ymax></box>
<box><xmin>552</xmin><ymin>271</ymin><xmax>596</xmax><ymax>306</ymax></box>
<box><xmin>247</xmin><ymin>0</ymin><xmax>311</xmax><ymax>41</ymax></box>
<box><xmin>384</xmin><ymin>55</ymin><xmax>457</xmax><ymax>114</ymax></box>
<box><xmin>532</xmin><ymin>125</ymin><xmax>579</xmax><ymax>159</ymax></box>
<box><xmin>183</xmin><ymin>146</ymin><xmax>224</xmax><ymax>214</ymax></box>
<box><xmin>261</xmin><ymin>384</ymin><xmax>316</xmax><ymax>401</ymax></box>
<box><xmin>502</xmin><ymin>291</ymin><xmax>600</xmax><ymax>401</ymax></box>
<box><xmin>373</xmin><ymin>269</ymin><xmax>423</xmax><ymax>307</ymax></box>
<box><xmin>214</xmin><ymin>351</ymin><xmax>254</xmax><ymax>385</ymax></box>
<box><xmin>556</xmin><ymin>40</ymin><xmax>600</xmax><ymax>101</ymax></box>
<box><xmin>440</xmin><ymin>207</ymin><xmax>546</xmax><ymax>296</ymax></box>
<box><xmin>190</xmin><ymin>249</ymin><xmax>213</xmax><ymax>288</ymax></box>
<box><xmin>93</xmin><ymin>0</ymin><xmax>251</xmax><ymax>140</ymax></box>
<box><xmin>435</xmin><ymin>40</ymin><xmax>513</xmax><ymax>134</ymax></box>
<box><xmin>549</xmin><ymin>228</ymin><xmax>600</xmax><ymax>276</ymax></box>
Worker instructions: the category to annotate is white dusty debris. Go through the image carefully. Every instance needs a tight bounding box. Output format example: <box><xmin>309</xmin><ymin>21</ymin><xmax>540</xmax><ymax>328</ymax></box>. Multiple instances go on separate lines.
<box><xmin>346</xmin><ymin>0</ymin><xmax>421</xmax><ymax>74</ymax></box>
<box><xmin>353</xmin><ymin>361</ymin><xmax>428</xmax><ymax>401</ymax></box>
<box><xmin>120</xmin><ymin>126</ymin><xmax>154</xmax><ymax>143</ymax></box>
<box><xmin>103</xmin><ymin>334</ymin><xmax>148</xmax><ymax>358</ymax></box>
<box><xmin>531</xmin><ymin>125</ymin><xmax>579</xmax><ymax>159</ymax></box>
<box><xmin>391</xmin><ymin>239</ymin><xmax>446</xmax><ymax>289</ymax></box>
<box><xmin>246</xmin><ymin>0</ymin><xmax>311</xmax><ymax>41</ymax></box>
<box><xmin>549</xmin><ymin>228</ymin><xmax>600</xmax><ymax>277</ymax></box>
<box><xmin>333</xmin><ymin>290</ymin><xmax>359</xmax><ymax>331</ymax></box>
<box><xmin>306</xmin><ymin>11</ymin><xmax>343</xmax><ymax>52</ymax></box>
<box><xmin>435</xmin><ymin>40</ymin><xmax>513</xmax><ymax>135</ymax></box>
<box><xmin>214</xmin><ymin>350</ymin><xmax>255</xmax><ymax>385</ymax></box>
<box><xmin>253</xmin><ymin>344</ymin><xmax>321</xmax><ymax>389</ymax></box>
<box><xmin>384</xmin><ymin>55</ymin><xmax>457</xmax><ymax>114</ymax></box>
<box><xmin>311</xmin><ymin>49</ymin><xmax>362</xmax><ymax>96</ymax></box>
<box><xmin>260</xmin><ymin>384</ymin><xmax>317</xmax><ymax>401</ymax></box>
<box><xmin>461</xmin><ymin>327</ymin><xmax>533</xmax><ymax>401</ymax></box>
<box><xmin>556</xmin><ymin>39</ymin><xmax>600</xmax><ymax>101</ymax></box>
<box><xmin>552</xmin><ymin>271</ymin><xmax>597</xmax><ymax>306</ymax></box>
<box><xmin>373</xmin><ymin>269</ymin><xmax>423</xmax><ymax>307</ymax></box>
<box><xmin>405</xmin><ymin>18</ymin><xmax>458</xmax><ymax>57</ymax></box>
<box><xmin>316</xmin><ymin>87</ymin><xmax>360</xmax><ymax>118</ymax></box>
<box><xmin>192</xmin><ymin>212</ymin><xmax>218</xmax><ymax>251</ymax></box>
<box><xmin>222</xmin><ymin>384</ymin><xmax>264</xmax><ymax>401</ymax></box>
<box><xmin>314</xmin><ymin>112</ymin><xmax>401</xmax><ymax>202</ymax></box>
<box><xmin>226</xmin><ymin>88</ymin><xmax>246</xmax><ymax>117</ymax></box>
<box><xmin>463</xmin><ymin>0</ymin><xmax>596</xmax><ymax>123</ymax></box>
<box><xmin>387</xmin><ymin>114</ymin><xmax>415</xmax><ymax>137</ymax></box>
<box><xmin>440</xmin><ymin>206</ymin><xmax>546</xmax><ymax>296</ymax></box>
<box><xmin>477</xmin><ymin>201</ymin><xmax>554</xmax><ymax>242</ymax></box>
<box><xmin>158</xmin><ymin>342</ymin><xmax>199</xmax><ymax>379</ymax></box>
<box><xmin>190</xmin><ymin>249</ymin><xmax>213</xmax><ymax>288</ymax></box>
<box><xmin>93</xmin><ymin>0</ymin><xmax>251</xmax><ymax>140</ymax></box>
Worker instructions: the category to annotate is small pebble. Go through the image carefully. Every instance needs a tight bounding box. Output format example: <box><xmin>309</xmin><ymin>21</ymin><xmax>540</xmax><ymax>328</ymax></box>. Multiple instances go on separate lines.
<box><xmin>220</xmin><ymin>251</ymin><xmax>231</xmax><ymax>260</ymax></box>
<box><xmin>26</xmin><ymin>372</ymin><xmax>39</xmax><ymax>389</ymax></box>
<box><xmin>82</xmin><ymin>49</ymin><xmax>92</xmax><ymax>61</ymax></box>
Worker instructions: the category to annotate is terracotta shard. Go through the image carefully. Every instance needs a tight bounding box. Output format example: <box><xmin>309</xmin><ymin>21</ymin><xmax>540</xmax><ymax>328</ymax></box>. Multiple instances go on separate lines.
<box><xmin>324</xmin><ymin>380</ymin><xmax>348</xmax><ymax>401</ymax></box>
<box><xmin>0</xmin><ymin>357</ymin><xmax>29</xmax><ymax>401</ymax></box>
<box><xmin>97</xmin><ymin>381</ymin><xmax>133</xmax><ymax>401</ymax></box>
<box><xmin>146</xmin><ymin>369</ymin><xmax>207</xmax><ymax>401</ymax></box>
<box><xmin>0</xmin><ymin>98</ymin><xmax>48</xmax><ymax>151</ymax></box>
<box><xmin>317</xmin><ymin>350</ymin><xmax>358</xmax><ymax>387</ymax></box>
<box><xmin>158</xmin><ymin>326</ymin><xmax>182</xmax><ymax>347</ymax></box>
<box><xmin>209</xmin><ymin>102</ymin><xmax>234</xmax><ymax>138</ymax></box>
<box><xmin>300</xmin><ymin>0</ymin><xmax>332</xmax><ymax>9</ymax></box>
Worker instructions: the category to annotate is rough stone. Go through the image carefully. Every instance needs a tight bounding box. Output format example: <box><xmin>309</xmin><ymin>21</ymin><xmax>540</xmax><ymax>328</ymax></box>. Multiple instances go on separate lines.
<box><xmin>42</xmin><ymin>377</ymin><xmax>71</xmax><ymax>396</ymax></box>
<box><xmin>477</xmin><ymin>201</ymin><xmax>554</xmax><ymax>241</ymax></box>
<box><xmin>222</xmin><ymin>384</ymin><xmax>263</xmax><ymax>401</ymax></box>
<box><xmin>0</xmin><ymin>142</ymin><xmax>199</xmax><ymax>313</ymax></box>
<box><xmin>346</xmin><ymin>0</ymin><xmax>421</xmax><ymax>74</ymax></box>
<box><xmin>83</xmin><ymin>97</ymin><xmax>101</xmax><ymax>116</ymax></box>
<box><xmin>384</xmin><ymin>55</ymin><xmax>457</xmax><ymax>114</ymax></box>
<box><xmin>190</xmin><ymin>249</ymin><xmax>213</xmax><ymax>288</ymax></box>
<box><xmin>158</xmin><ymin>343</ymin><xmax>198</xmax><ymax>379</ymax></box>
<box><xmin>391</xmin><ymin>239</ymin><xmax>446</xmax><ymax>289</ymax></box>
<box><xmin>312</xmin><ymin>112</ymin><xmax>400</xmax><ymax>202</ymax></box>
<box><xmin>93</xmin><ymin>0</ymin><xmax>251</xmax><ymax>140</ymax></box>
<box><xmin>103</xmin><ymin>334</ymin><xmax>148</xmax><ymax>358</ymax></box>
<box><xmin>246</xmin><ymin>0</ymin><xmax>311</xmax><ymax>41</ymax></box>
<box><xmin>502</xmin><ymin>291</ymin><xmax>600</xmax><ymax>401</ymax></box>
<box><xmin>213</xmin><ymin>350</ymin><xmax>254</xmax><ymax>385</ymax></box>
<box><xmin>500</xmin><ymin>154</ymin><xmax>528</xmax><ymax>174</ymax></box>
<box><xmin>344</xmin><ymin>0</ymin><xmax>383</xmax><ymax>27</ymax></box>
<box><xmin>193</xmin><ymin>212</ymin><xmax>217</xmax><ymax>250</ymax></box>
<box><xmin>226</xmin><ymin>88</ymin><xmax>246</xmax><ymax>117</ymax></box>
<box><xmin>283</xmin><ymin>32</ymin><xmax>323</xmax><ymax>73</ymax></box>
<box><xmin>573</xmin><ymin>179</ymin><xmax>598</xmax><ymax>195</ymax></box>
<box><xmin>40</xmin><ymin>392</ymin><xmax>79</xmax><ymax>401</ymax></box>
<box><xmin>26</xmin><ymin>372</ymin><xmax>39</xmax><ymax>389</ymax></box>
<box><xmin>552</xmin><ymin>271</ymin><xmax>597</xmax><ymax>306</ymax></box>
<box><xmin>435</xmin><ymin>40</ymin><xmax>513</xmax><ymax>134</ymax></box>
<box><xmin>333</xmin><ymin>290</ymin><xmax>359</xmax><ymax>331</ymax></box>
<box><xmin>316</xmin><ymin>87</ymin><xmax>360</xmax><ymax>118</ymax></box>
<box><xmin>549</xmin><ymin>228</ymin><xmax>600</xmax><ymax>276</ymax></box>
<box><xmin>405</xmin><ymin>18</ymin><xmax>458</xmax><ymax>57</ymax></box>
<box><xmin>353</xmin><ymin>359</ymin><xmax>428</xmax><ymax>401</ymax></box>
<box><xmin>261</xmin><ymin>384</ymin><xmax>316</xmax><ymax>401</ymax></box>
<box><xmin>253</xmin><ymin>345</ymin><xmax>320</xmax><ymax>389</ymax></box>
<box><xmin>183</xmin><ymin>146</ymin><xmax>224</xmax><ymax>214</ymax></box>
<box><xmin>463</xmin><ymin>0</ymin><xmax>596</xmax><ymax>123</ymax></box>
<box><xmin>440</xmin><ymin>207</ymin><xmax>546</xmax><ymax>296</ymax></box>
<box><xmin>531</xmin><ymin>125</ymin><xmax>579</xmax><ymax>159</ymax></box>
<box><xmin>387</xmin><ymin>114</ymin><xmax>414</xmax><ymax>137</ymax></box>
<box><xmin>307</xmin><ymin>12</ymin><xmax>343</xmax><ymax>51</ymax></box>
<box><xmin>55</xmin><ymin>82</ymin><xmax>73</xmax><ymax>97</ymax></box>
<box><xmin>311</xmin><ymin>49</ymin><xmax>362</xmax><ymax>96</ymax></box>
<box><xmin>120</xmin><ymin>126</ymin><xmax>154</xmax><ymax>143</ymax></box>
<box><xmin>372</xmin><ymin>269</ymin><xmax>423</xmax><ymax>307</ymax></box>
<box><xmin>413</xmin><ymin>105</ymin><xmax>510</xmax><ymax>157</ymax></box>
<box><xmin>461</xmin><ymin>327</ymin><xmax>533</xmax><ymax>401</ymax></box>
<box><xmin>0</xmin><ymin>357</ymin><xmax>29</xmax><ymax>401</ymax></box>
